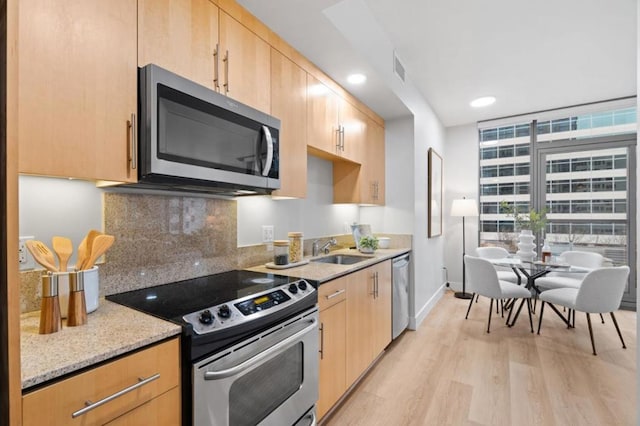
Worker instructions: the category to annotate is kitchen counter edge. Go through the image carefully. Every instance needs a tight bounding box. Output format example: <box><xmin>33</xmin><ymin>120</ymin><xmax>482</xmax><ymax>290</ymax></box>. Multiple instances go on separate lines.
<box><xmin>20</xmin><ymin>299</ymin><xmax>182</xmax><ymax>390</ymax></box>
<box><xmin>246</xmin><ymin>248</ymin><xmax>411</xmax><ymax>284</ymax></box>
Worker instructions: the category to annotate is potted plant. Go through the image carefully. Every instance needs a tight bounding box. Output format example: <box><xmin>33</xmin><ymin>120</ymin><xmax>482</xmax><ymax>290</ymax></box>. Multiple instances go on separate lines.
<box><xmin>499</xmin><ymin>201</ymin><xmax>547</xmax><ymax>233</ymax></box>
<box><xmin>358</xmin><ymin>235</ymin><xmax>379</xmax><ymax>254</ymax></box>
<box><xmin>500</xmin><ymin>201</ymin><xmax>547</xmax><ymax>260</ymax></box>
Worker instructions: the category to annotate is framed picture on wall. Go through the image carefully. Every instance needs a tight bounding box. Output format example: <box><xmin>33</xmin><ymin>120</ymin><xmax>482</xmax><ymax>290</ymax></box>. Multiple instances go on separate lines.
<box><xmin>428</xmin><ymin>148</ymin><xmax>443</xmax><ymax>238</ymax></box>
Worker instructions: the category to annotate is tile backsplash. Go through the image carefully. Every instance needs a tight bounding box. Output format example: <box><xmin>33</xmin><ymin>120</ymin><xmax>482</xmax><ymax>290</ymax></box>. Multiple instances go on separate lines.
<box><xmin>19</xmin><ymin>191</ymin><xmax>412</xmax><ymax>313</ymax></box>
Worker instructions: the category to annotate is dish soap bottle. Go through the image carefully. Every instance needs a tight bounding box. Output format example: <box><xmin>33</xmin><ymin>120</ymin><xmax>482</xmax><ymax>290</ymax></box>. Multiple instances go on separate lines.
<box><xmin>541</xmin><ymin>239</ymin><xmax>551</xmax><ymax>263</ymax></box>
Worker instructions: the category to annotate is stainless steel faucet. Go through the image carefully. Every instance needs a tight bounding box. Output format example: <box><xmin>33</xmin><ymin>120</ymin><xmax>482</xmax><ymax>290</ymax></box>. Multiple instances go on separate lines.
<box><xmin>312</xmin><ymin>238</ymin><xmax>337</xmax><ymax>256</ymax></box>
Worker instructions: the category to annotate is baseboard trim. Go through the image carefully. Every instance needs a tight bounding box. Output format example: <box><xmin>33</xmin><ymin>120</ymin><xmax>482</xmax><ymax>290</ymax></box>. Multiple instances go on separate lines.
<box><xmin>409</xmin><ymin>283</ymin><xmax>445</xmax><ymax>330</ymax></box>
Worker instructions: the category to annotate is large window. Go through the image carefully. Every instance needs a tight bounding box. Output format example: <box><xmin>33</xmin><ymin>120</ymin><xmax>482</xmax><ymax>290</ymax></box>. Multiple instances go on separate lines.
<box><xmin>478</xmin><ymin>103</ymin><xmax>636</xmax><ymax>306</ymax></box>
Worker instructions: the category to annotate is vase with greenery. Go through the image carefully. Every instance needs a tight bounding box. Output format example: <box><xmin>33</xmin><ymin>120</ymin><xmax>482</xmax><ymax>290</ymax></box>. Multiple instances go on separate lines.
<box><xmin>500</xmin><ymin>201</ymin><xmax>548</xmax><ymax>260</ymax></box>
<box><xmin>499</xmin><ymin>201</ymin><xmax>547</xmax><ymax>233</ymax></box>
<box><xmin>358</xmin><ymin>235</ymin><xmax>379</xmax><ymax>253</ymax></box>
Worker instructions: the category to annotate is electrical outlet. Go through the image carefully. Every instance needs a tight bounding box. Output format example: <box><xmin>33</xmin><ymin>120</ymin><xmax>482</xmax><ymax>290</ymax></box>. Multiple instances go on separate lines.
<box><xmin>19</xmin><ymin>236</ymin><xmax>36</xmax><ymax>270</ymax></box>
<box><xmin>262</xmin><ymin>225</ymin><xmax>274</xmax><ymax>243</ymax></box>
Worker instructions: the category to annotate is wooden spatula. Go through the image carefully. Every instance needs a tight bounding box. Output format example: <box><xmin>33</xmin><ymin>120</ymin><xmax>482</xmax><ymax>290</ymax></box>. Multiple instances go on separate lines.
<box><xmin>51</xmin><ymin>236</ymin><xmax>73</xmax><ymax>272</ymax></box>
<box><xmin>81</xmin><ymin>234</ymin><xmax>115</xmax><ymax>270</ymax></box>
<box><xmin>75</xmin><ymin>229</ymin><xmax>102</xmax><ymax>271</ymax></box>
<box><xmin>25</xmin><ymin>240</ymin><xmax>58</xmax><ymax>272</ymax></box>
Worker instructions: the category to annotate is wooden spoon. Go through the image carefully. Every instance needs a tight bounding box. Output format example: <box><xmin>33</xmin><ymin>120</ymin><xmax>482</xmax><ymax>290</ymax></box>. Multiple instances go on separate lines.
<box><xmin>81</xmin><ymin>234</ymin><xmax>115</xmax><ymax>270</ymax></box>
<box><xmin>51</xmin><ymin>236</ymin><xmax>73</xmax><ymax>272</ymax></box>
<box><xmin>25</xmin><ymin>240</ymin><xmax>58</xmax><ymax>272</ymax></box>
<box><xmin>75</xmin><ymin>229</ymin><xmax>102</xmax><ymax>271</ymax></box>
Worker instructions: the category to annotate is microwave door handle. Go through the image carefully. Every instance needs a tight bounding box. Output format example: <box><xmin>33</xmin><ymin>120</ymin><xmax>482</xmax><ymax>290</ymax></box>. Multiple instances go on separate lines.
<box><xmin>261</xmin><ymin>125</ymin><xmax>273</xmax><ymax>177</ymax></box>
<box><xmin>203</xmin><ymin>318</ymin><xmax>316</xmax><ymax>380</ymax></box>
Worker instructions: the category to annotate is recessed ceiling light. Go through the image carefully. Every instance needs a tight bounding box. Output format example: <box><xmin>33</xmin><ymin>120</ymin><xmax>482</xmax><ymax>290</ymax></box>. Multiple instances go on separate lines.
<box><xmin>347</xmin><ymin>73</ymin><xmax>367</xmax><ymax>85</ymax></box>
<box><xmin>470</xmin><ymin>96</ymin><xmax>496</xmax><ymax>108</ymax></box>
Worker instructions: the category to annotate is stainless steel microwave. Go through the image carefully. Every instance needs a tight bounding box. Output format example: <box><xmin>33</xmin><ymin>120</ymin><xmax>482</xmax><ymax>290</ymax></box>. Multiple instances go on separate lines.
<box><xmin>135</xmin><ymin>64</ymin><xmax>280</xmax><ymax>196</ymax></box>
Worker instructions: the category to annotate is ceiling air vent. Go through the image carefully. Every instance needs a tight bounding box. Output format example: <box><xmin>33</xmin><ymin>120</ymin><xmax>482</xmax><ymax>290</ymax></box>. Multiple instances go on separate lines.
<box><xmin>393</xmin><ymin>52</ymin><xmax>405</xmax><ymax>83</ymax></box>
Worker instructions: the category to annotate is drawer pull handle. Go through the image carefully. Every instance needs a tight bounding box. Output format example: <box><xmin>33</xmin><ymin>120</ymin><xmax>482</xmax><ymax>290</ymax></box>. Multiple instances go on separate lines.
<box><xmin>325</xmin><ymin>289</ymin><xmax>345</xmax><ymax>300</ymax></box>
<box><xmin>71</xmin><ymin>373</ymin><xmax>160</xmax><ymax>418</ymax></box>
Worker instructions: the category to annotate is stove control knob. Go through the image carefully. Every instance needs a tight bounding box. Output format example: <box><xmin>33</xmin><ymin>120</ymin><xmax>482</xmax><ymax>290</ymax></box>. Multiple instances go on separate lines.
<box><xmin>218</xmin><ymin>304</ymin><xmax>231</xmax><ymax>319</ymax></box>
<box><xmin>288</xmin><ymin>283</ymin><xmax>299</xmax><ymax>294</ymax></box>
<box><xmin>297</xmin><ymin>281</ymin><xmax>307</xmax><ymax>291</ymax></box>
<box><xmin>199</xmin><ymin>310</ymin><xmax>214</xmax><ymax>325</ymax></box>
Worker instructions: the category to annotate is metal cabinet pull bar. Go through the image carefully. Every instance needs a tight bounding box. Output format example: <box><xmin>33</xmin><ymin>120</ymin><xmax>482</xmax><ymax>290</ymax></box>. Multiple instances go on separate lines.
<box><xmin>71</xmin><ymin>373</ymin><xmax>160</xmax><ymax>418</ymax></box>
<box><xmin>223</xmin><ymin>50</ymin><xmax>229</xmax><ymax>93</ymax></box>
<box><xmin>325</xmin><ymin>289</ymin><xmax>345</xmax><ymax>300</ymax></box>
<box><xmin>204</xmin><ymin>319</ymin><xmax>316</xmax><ymax>380</ymax></box>
<box><xmin>319</xmin><ymin>323</ymin><xmax>324</xmax><ymax>359</ymax></box>
<box><xmin>129</xmin><ymin>113</ymin><xmax>137</xmax><ymax>170</ymax></box>
<box><xmin>213</xmin><ymin>43</ymin><xmax>219</xmax><ymax>90</ymax></box>
<box><xmin>335</xmin><ymin>127</ymin><xmax>341</xmax><ymax>151</ymax></box>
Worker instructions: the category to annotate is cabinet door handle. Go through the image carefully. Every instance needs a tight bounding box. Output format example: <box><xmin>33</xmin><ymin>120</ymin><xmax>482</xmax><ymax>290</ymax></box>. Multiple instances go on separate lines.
<box><xmin>370</xmin><ymin>272</ymin><xmax>376</xmax><ymax>297</ymax></box>
<box><xmin>223</xmin><ymin>50</ymin><xmax>230</xmax><ymax>93</ymax></box>
<box><xmin>335</xmin><ymin>126</ymin><xmax>341</xmax><ymax>151</ymax></box>
<box><xmin>325</xmin><ymin>289</ymin><xmax>345</xmax><ymax>300</ymax></box>
<box><xmin>213</xmin><ymin>43</ymin><xmax>220</xmax><ymax>90</ymax></box>
<box><xmin>340</xmin><ymin>125</ymin><xmax>345</xmax><ymax>151</ymax></box>
<box><xmin>71</xmin><ymin>373</ymin><xmax>160</xmax><ymax>418</ymax></box>
<box><xmin>128</xmin><ymin>113</ymin><xmax>137</xmax><ymax>170</ymax></box>
<box><xmin>375</xmin><ymin>272</ymin><xmax>379</xmax><ymax>299</ymax></box>
<box><xmin>319</xmin><ymin>322</ymin><xmax>324</xmax><ymax>359</ymax></box>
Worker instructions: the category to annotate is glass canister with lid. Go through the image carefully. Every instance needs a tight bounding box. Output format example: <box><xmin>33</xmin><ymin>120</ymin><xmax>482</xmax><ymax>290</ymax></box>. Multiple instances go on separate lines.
<box><xmin>273</xmin><ymin>240</ymin><xmax>290</xmax><ymax>265</ymax></box>
<box><xmin>288</xmin><ymin>232</ymin><xmax>303</xmax><ymax>263</ymax></box>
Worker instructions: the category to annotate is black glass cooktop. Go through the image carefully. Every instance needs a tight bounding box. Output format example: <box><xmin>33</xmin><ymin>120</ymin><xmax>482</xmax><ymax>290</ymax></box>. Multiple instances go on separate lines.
<box><xmin>106</xmin><ymin>270</ymin><xmax>308</xmax><ymax>322</ymax></box>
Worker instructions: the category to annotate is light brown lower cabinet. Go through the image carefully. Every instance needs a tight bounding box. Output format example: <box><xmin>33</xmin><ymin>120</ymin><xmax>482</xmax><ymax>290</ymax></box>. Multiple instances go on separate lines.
<box><xmin>318</xmin><ymin>260</ymin><xmax>392</xmax><ymax>420</ymax></box>
<box><xmin>22</xmin><ymin>337</ymin><xmax>180</xmax><ymax>425</ymax></box>
<box><xmin>346</xmin><ymin>260</ymin><xmax>392</xmax><ymax>387</ymax></box>
<box><xmin>318</xmin><ymin>278</ymin><xmax>348</xmax><ymax>419</ymax></box>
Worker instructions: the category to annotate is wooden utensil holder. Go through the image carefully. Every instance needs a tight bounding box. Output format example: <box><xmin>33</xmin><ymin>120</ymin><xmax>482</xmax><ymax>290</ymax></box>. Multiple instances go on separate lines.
<box><xmin>67</xmin><ymin>271</ymin><xmax>87</xmax><ymax>326</ymax></box>
<box><xmin>39</xmin><ymin>274</ymin><xmax>62</xmax><ymax>334</ymax></box>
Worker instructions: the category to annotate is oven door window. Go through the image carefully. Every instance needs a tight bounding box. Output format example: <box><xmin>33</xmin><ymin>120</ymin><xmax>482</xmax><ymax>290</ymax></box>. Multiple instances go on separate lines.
<box><xmin>229</xmin><ymin>342</ymin><xmax>303</xmax><ymax>426</ymax></box>
<box><xmin>157</xmin><ymin>84</ymin><xmax>279</xmax><ymax>178</ymax></box>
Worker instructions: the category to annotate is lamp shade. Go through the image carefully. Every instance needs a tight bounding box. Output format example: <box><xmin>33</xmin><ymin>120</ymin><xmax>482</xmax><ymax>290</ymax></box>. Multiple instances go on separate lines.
<box><xmin>451</xmin><ymin>198</ymin><xmax>478</xmax><ymax>217</ymax></box>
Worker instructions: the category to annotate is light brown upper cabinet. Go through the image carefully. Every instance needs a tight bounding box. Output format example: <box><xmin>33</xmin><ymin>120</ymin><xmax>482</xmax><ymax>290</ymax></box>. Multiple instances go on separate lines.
<box><xmin>307</xmin><ymin>75</ymin><xmax>341</xmax><ymax>158</ymax></box>
<box><xmin>307</xmin><ymin>75</ymin><xmax>366</xmax><ymax>163</ymax></box>
<box><xmin>270</xmin><ymin>49</ymin><xmax>307</xmax><ymax>198</ymax></box>
<box><xmin>332</xmin><ymin>118</ymin><xmax>385</xmax><ymax>205</ymax></box>
<box><xmin>18</xmin><ymin>0</ymin><xmax>138</xmax><ymax>182</ymax></box>
<box><xmin>218</xmin><ymin>11</ymin><xmax>271</xmax><ymax>112</ymax></box>
<box><xmin>361</xmin><ymin>118</ymin><xmax>386</xmax><ymax>205</ymax></box>
<box><xmin>138</xmin><ymin>0</ymin><xmax>219</xmax><ymax>90</ymax></box>
<box><xmin>338</xmin><ymin>99</ymin><xmax>367</xmax><ymax>162</ymax></box>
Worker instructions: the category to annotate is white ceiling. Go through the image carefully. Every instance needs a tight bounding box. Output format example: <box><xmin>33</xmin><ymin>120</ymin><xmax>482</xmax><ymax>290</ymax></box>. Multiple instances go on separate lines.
<box><xmin>237</xmin><ymin>0</ymin><xmax>637</xmax><ymax>127</ymax></box>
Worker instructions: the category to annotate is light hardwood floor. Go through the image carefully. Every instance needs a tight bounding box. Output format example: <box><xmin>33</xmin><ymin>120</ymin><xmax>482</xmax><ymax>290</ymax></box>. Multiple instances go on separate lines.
<box><xmin>323</xmin><ymin>290</ymin><xmax>637</xmax><ymax>426</ymax></box>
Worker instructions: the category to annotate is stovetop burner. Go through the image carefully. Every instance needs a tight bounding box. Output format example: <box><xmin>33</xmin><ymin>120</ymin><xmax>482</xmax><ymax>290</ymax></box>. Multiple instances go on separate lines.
<box><xmin>107</xmin><ymin>270</ymin><xmax>314</xmax><ymax>323</ymax></box>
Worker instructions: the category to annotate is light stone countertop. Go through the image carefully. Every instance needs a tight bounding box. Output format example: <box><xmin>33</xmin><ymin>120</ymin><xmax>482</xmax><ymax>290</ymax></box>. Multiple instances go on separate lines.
<box><xmin>21</xmin><ymin>299</ymin><xmax>181</xmax><ymax>390</ymax></box>
<box><xmin>246</xmin><ymin>248</ymin><xmax>411</xmax><ymax>283</ymax></box>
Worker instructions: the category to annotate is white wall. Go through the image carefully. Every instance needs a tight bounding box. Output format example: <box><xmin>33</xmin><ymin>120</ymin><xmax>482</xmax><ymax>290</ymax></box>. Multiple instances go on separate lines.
<box><xmin>19</xmin><ymin>176</ymin><xmax>103</xmax><ymax>266</ymax></box>
<box><xmin>443</xmin><ymin>124</ymin><xmax>480</xmax><ymax>289</ymax></box>
<box><xmin>236</xmin><ymin>155</ymin><xmax>359</xmax><ymax>246</ymax></box>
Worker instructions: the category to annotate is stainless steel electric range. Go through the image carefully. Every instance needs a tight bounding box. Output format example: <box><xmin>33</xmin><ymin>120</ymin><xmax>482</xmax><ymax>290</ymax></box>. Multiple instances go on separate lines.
<box><xmin>107</xmin><ymin>270</ymin><xmax>319</xmax><ymax>426</ymax></box>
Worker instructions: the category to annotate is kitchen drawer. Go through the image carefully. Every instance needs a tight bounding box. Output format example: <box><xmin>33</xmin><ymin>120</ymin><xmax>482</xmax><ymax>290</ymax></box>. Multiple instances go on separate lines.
<box><xmin>318</xmin><ymin>276</ymin><xmax>347</xmax><ymax>311</ymax></box>
<box><xmin>22</xmin><ymin>338</ymin><xmax>180</xmax><ymax>425</ymax></box>
<box><xmin>105</xmin><ymin>387</ymin><xmax>181</xmax><ymax>426</ymax></box>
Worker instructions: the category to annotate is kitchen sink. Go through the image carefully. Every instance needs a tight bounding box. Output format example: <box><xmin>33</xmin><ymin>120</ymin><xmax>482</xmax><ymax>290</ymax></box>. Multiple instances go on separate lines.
<box><xmin>310</xmin><ymin>254</ymin><xmax>370</xmax><ymax>265</ymax></box>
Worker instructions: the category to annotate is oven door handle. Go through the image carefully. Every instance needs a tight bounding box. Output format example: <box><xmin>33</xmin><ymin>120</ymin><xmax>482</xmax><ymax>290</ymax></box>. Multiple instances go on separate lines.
<box><xmin>204</xmin><ymin>318</ymin><xmax>317</xmax><ymax>380</ymax></box>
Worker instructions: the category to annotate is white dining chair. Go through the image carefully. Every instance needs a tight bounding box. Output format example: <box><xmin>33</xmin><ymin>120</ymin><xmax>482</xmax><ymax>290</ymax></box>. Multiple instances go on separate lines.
<box><xmin>464</xmin><ymin>255</ymin><xmax>533</xmax><ymax>333</ymax></box>
<box><xmin>535</xmin><ymin>250</ymin><xmax>604</xmax><ymax>291</ymax></box>
<box><xmin>536</xmin><ymin>266</ymin><xmax>630</xmax><ymax>355</ymax></box>
<box><xmin>476</xmin><ymin>247</ymin><xmax>520</xmax><ymax>284</ymax></box>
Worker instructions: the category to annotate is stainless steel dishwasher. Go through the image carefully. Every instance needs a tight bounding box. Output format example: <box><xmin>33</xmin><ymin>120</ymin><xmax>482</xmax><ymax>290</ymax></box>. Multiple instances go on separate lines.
<box><xmin>392</xmin><ymin>253</ymin><xmax>410</xmax><ymax>339</ymax></box>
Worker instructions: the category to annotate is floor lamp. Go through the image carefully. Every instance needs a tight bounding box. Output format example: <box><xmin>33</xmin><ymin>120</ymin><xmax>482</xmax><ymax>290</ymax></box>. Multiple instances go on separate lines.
<box><xmin>451</xmin><ymin>197</ymin><xmax>478</xmax><ymax>299</ymax></box>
